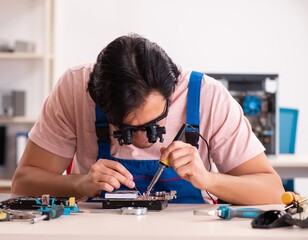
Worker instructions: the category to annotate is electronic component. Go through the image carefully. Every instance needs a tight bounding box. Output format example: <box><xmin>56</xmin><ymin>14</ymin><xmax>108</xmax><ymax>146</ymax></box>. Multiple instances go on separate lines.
<box><xmin>1</xmin><ymin>196</ymin><xmax>68</xmax><ymax>210</ymax></box>
<box><xmin>105</xmin><ymin>190</ymin><xmax>139</xmax><ymax>199</ymax></box>
<box><xmin>94</xmin><ymin>190</ymin><xmax>177</xmax><ymax>210</ymax></box>
<box><xmin>209</xmin><ymin>73</ymin><xmax>277</xmax><ymax>155</ymax></box>
<box><xmin>0</xmin><ymin>195</ymin><xmax>79</xmax><ymax>214</ymax></box>
<box><xmin>0</xmin><ymin>194</ymin><xmax>79</xmax><ymax>223</ymax></box>
<box><xmin>242</xmin><ymin>95</ymin><xmax>262</xmax><ymax>115</ymax></box>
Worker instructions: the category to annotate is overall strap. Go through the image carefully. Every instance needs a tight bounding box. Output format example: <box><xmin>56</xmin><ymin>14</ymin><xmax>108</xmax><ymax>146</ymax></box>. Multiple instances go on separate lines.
<box><xmin>95</xmin><ymin>105</ymin><xmax>111</xmax><ymax>160</ymax></box>
<box><xmin>186</xmin><ymin>71</ymin><xmax>203</xmax><ymax>148</ymax></box>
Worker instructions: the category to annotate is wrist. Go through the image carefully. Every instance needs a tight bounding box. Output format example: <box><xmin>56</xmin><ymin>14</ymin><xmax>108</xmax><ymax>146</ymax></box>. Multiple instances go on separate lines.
<box><xmin>202</xmin><ymin>171</ymin><xmax>216</xmax><ymax>192</ymax></box>
<box><xmin>73</xmin><ymin>174</ymin><xmax>87</xmax><ymax>198</ymax></box>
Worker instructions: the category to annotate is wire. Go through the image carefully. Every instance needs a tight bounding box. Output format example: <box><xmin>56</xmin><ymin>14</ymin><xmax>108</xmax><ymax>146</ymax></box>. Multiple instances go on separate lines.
<box><xmin>186</xmin><ymin>124</ymin><xmax>216</xmax><ymax>204</ymax></box>
<box><xmin>134</xmin><ymin>186</ymin><xmax>142</xmax><ymax>196</ymax></box>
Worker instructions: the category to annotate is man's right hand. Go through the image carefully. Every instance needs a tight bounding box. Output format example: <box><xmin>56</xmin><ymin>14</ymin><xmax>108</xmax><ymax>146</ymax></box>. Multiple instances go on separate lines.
<box><xmin>79</xmin><ymin>159</ymin><xmax>135</xmax><ymax>197</ymax></box>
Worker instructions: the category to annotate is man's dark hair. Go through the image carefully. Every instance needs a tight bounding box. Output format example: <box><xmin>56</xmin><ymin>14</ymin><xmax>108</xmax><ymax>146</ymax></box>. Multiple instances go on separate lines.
<box><xmin>88</xmin><ymin>34</ymin><xmax>180</xmax><ymax>127</ymax></box>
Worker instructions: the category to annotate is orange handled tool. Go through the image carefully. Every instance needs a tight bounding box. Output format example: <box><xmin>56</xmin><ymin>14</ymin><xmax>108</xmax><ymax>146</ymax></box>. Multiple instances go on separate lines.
<box><xmin>282</xmin><ymin>191</ymin><xmax>307</xmax><ymax>213</ymax></box>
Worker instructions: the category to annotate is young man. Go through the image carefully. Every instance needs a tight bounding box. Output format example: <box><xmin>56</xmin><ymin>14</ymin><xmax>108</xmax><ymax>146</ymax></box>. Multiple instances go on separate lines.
<box><xmin>12</xmin><ymin>34</ymin><xmax>284</xmax><ymax>204</ymax></box>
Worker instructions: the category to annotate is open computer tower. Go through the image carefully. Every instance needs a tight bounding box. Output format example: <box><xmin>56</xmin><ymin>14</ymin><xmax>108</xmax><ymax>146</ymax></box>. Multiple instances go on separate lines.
<box><xmin>207</xmin><ymin>73</ymin><xmax>278</xmax><ymax>155</ymax></box>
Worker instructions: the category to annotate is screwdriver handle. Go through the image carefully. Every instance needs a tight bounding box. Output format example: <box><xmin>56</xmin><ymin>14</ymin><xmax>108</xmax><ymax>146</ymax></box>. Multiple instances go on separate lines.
<box><xmin>231</xmin><ymin>207</ymin><xmax>263</xmax><ymax>218</ymax></box>
<box><xmin>218</xmin><ymin>206</ymin><xmax>263</xmax><ymax>220</ymax></box>
<box><xmin>44</xmin><ymin>205</ymin><xmax>64</xmax><ymax>220</ymax></box>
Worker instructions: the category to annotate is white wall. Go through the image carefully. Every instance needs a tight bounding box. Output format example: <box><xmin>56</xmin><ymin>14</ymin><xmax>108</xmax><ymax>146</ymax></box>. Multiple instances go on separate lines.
<box><xmin>54</xmin><ymin>0</ymin><xmax>308</xmax><ymax>194</ymax></box>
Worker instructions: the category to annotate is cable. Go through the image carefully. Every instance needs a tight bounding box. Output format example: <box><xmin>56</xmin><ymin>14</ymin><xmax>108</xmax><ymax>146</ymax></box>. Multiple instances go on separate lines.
<box><xmin>186</xmin><ymin>124</ymin><xmax>215</xmax><ymax>204</ymax></box>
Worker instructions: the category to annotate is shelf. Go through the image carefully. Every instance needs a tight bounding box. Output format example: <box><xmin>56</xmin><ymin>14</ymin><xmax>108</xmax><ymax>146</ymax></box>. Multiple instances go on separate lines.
<box><xmin>0</xmin><ymin>0</ymin><xmax>54</xmax><ymax>179</ymax></box>
<box><xmin>0</xmin><ymin>52</ymin><xmax>45</xmax><ymax>60</ymax></box>
<box><xmin>0</xmin><ymin>116</ymin><xmax>36</xmax><ymax>124</ymax></box>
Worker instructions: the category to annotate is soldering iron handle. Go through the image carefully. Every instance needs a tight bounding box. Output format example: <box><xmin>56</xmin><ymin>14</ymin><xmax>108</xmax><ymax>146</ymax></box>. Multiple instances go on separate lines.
<box><xmin>159</xmin><ymin>124</ymin><xmax>187</xmax><ymax>168</ymax></box>
<box><xmin>173</xmin><ymin>124</ymin><xmax>187</xmax><ymax>141</ymax></box>
<box><xmin>231</xmin><ymin>207</ymin><xmax>264</xmax><ymax>219</ymax></box>
<box><xmin>145</xmin><ymin>124</ymin><xmax>188</xmax><ymax>196</ymax></box>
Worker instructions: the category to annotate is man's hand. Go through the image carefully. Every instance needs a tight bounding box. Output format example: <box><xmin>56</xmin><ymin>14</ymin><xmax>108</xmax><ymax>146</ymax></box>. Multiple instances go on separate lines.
<box><xmin>160</xmin><ymin>141</ymin><xmax>209</xmax><ymax>190</ymax></box>
<box><xmin>12</xmin><ymin>140</ymin><xmax>136</xmax><ymax>199</ymax></box>
<box><xmin>79</xmin><ymin>159</ymin><xmax>135</xmax><ymax>197</ymax></box>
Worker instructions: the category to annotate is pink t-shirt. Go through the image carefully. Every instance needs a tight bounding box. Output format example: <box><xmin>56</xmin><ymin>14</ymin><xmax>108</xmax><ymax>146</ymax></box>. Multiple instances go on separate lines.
<box><xmin>29</xmin><ymin>64</ymin><xmax>265</xmax><ymax>175</ymax></box>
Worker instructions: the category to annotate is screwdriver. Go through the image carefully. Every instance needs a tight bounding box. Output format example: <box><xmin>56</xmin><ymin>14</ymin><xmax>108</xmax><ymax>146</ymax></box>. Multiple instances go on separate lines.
<box><xmin>145</xmin><ymin>124</ymin><xmax>187</xmax><ymax>196</ymax></box>
<box><xmin>30</xmin><ymin>205</ymin><xmax>64</xmax><ymax>224</ymax></box>
<box><xmin>194</xmin><ymin>206</ymin><xmax>264</xmax><ymax>220</ymax></box>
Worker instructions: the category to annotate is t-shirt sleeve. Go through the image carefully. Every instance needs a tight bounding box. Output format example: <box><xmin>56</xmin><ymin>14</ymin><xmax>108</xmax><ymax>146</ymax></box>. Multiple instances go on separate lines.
<box><xmin>202</xmin><ymin>77</ymin><xmax>265</xmax><ymax>173</ymax></box>
<box><xmin>29</xmin><ymin>69</ymin><xmax>77</xmax><ymax>158</ymax></box>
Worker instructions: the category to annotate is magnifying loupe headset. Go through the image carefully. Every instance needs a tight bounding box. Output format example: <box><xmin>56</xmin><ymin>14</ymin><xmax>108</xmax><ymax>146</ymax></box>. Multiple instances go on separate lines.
<box><xmin>113</xmin><ymin>99</ymin><xmax>170</xmax><ymax>145</ymax></box>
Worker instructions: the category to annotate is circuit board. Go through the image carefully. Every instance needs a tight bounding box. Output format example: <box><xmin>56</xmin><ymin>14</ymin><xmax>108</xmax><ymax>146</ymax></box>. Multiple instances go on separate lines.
<box><xmin>0</xmin><ymin>195</ymin><xmax>73</xmax><ymax>210</ymax></box>
<box><xmin>94</xmin><ymin>190</ymin><xmax>177</xmax><ymax>210</ymax></box>
<box><xmin>0</xmin><ymin>191</ymin><xmax>177</xmax><ymax>211</ymax></box>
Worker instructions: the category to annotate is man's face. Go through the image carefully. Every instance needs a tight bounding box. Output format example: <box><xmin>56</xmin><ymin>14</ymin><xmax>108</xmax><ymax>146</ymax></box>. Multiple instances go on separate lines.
<box><xmin>121</xmin><ymin>92</ymin><xmax>168</xmax><ymax>148</ymax></box>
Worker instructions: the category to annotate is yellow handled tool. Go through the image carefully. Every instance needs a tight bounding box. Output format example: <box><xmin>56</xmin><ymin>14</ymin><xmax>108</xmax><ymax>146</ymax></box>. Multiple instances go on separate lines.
<box><xmin>145</xmin><ymin>124</ymin><xmax>187</xmax><ymax>196</ymax></box>
<box><xmin>282</xmin><ymin>191</ymin><xmax>308</xmax><ymax>213</ymax></box>
<box><xmin>281</xmin><ymin>191</ymin><xmax>300</xmax><ymax>205</ymax></box>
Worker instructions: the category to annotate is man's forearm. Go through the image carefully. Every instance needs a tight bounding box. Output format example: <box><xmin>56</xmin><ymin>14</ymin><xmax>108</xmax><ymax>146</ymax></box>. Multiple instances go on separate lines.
<box><xmin>11</xmin><ymin>166</ymin><xmax>86</xmax><ymax>199</ymax></box>
<box><xmin>206</xmin><ymin>172</ymin><xmax>284</xmax><ymax>205</ymax></box>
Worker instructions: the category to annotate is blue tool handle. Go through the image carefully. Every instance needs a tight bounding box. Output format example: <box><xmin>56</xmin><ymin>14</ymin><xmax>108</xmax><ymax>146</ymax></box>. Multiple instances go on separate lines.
<box><xmin>232</xmin><ymin>207</ymin><xmax>263</xmax><ymax>218</ymax></box>
<box><xmin>42</xmin><ymin>205</ymin><xmax>64</xmax><ymax>220</ymax></box>
<box><xmin>218</xmin><ymin>206</ymin><xmax>263</xmax><ymax>219</ymax></box>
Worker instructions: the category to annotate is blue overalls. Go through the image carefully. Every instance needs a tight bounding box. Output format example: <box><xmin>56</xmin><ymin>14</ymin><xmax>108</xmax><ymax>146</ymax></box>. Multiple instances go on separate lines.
<box><xmin>95</xmin><ymin>71</ymin><xmax>205</xmax><ymax>204</ymax></box>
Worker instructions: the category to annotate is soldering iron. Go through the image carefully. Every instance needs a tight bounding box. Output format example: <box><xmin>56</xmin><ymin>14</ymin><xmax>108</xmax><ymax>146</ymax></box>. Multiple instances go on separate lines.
<box><xmin>145</xmin><ymin>124</ymin><xmax>188</xmax><ymax>196</ymax></box>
